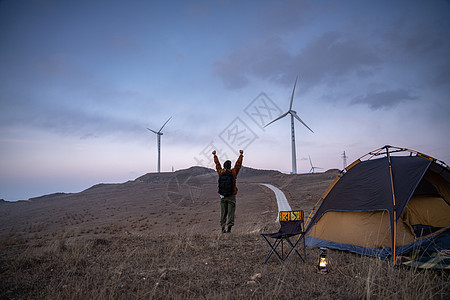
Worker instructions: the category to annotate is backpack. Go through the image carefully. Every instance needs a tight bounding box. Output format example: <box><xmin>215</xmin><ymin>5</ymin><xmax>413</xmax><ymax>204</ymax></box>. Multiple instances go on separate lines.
<box><xmin>218</xmin><ymin>170</ymin><xmax>235</xmax><ymax>196</ymax></box>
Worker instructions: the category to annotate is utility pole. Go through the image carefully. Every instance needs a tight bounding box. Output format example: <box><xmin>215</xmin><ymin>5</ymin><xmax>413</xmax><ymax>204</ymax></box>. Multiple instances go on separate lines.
<box><xmin>342</xmin><ymin>151</ymin><xmax>348</xmax><ymax>170</ymax></box>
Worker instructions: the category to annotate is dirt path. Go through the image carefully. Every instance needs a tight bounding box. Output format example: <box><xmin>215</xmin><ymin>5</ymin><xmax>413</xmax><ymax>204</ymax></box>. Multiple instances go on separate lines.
<box><xmin>259</xmin><ymin>183</ymin><xmax>291</xmax><ymax>221</ymax></box>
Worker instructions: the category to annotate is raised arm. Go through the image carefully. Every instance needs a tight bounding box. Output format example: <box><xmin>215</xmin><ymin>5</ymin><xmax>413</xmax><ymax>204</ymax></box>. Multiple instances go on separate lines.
<box><xmin>233</xmin><ymin>150</ymin><xmax>244</xmax><ymax>175</ymax></box>
<box><xmin>212</xmin><ymin>150</ymin><xmax>222</xmax><ymax>174</ymax></box>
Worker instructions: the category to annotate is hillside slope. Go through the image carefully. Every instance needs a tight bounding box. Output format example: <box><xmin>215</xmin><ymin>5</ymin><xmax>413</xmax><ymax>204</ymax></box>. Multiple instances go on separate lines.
<box><xmin>0</xmin><ymin>167</ymin><xmax>338</xmax><ymax>243</ymax></box>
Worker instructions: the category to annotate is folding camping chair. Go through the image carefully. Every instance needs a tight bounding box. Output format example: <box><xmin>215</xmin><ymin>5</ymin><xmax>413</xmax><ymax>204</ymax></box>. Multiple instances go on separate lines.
<box><xmin>261</xmin><ymin>210</ymin><xmax>306</xmax><ymax>265</ymax></box>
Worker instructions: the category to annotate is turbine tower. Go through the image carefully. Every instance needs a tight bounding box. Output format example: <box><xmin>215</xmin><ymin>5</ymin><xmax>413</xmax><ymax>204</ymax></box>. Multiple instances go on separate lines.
<box><xmin>264</xmin><ymin>76</ymin><xmax>314</xmax><ymax>174</ymax></box>
<box><xmin>147</xmin><ymin>117</ymin><xmax>171</xmax><ymax>173</ymax></box>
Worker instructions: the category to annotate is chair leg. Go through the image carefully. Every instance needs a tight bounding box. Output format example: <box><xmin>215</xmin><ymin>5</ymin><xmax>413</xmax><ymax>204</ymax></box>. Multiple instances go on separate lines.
<box><xmin>261</xmin><ymin>234</ymin><xmax>284</xmax><ymax>264</ymax></box>
<box><xmin>285</xmin><ymin>235</ymin><xmax>306</xmax><ymax>264</ymax></box>
<box><xmin>303</xmin><ymin>234</ymin><xmax>306</xmax><ymax>259</ymax></box>
<box><xmin>286</xmin><ymin>238</ymin><xmax>305</xmax><ymax>263</ymax></box>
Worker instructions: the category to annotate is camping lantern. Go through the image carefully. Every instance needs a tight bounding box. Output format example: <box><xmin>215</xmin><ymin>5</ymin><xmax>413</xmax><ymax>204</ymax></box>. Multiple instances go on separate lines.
<box><xmin>317</xmin><ymin>247</ymin><xmax>328</xmax><ymax>274</ymax></box>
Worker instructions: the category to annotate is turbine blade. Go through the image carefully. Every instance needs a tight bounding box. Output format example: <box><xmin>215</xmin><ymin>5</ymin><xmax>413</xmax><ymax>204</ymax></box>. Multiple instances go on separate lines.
<box><xmin>291</xmin><ymin>112</ymin><xmax>314</xmax><ymax>133</ymax></box>
<box><xmin>289</xmin><ymin>76</ymin><xmax>298</xmax><ymax>111</ymax></box>
<box><xmin>158</xmin><ymin>116</ymin><xmax>172</xmax><ymax>133</ymax></box>
<box><xmin>264</xmin><ymin>112</ymin><xmax>289</xmax><ymax>128</ymax></box>
<box><xmin>309</xmin><ymin>155</ymin><xmax>313</xmax><ymax>167</ymax></box>
<box><xmin>147</xmin><ymin>128</ymin><xmax>158</xmax><ymax>134</ymax></box>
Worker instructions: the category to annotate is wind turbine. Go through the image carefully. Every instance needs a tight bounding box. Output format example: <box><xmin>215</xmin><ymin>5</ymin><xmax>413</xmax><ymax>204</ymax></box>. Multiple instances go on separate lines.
<box><xmin>264</xmin><ymin>76</ymin><xmax>313</xmax><ymax>174</ymax></box>
<box><xmin>309</xmin><ymin>155</ymin><xmax>323</xmax><ymax>173</ymax></box>
<box><xmin>147</xmin><ymin>117</ymin><xmax>171</xmax><ymax>173</ymax></box>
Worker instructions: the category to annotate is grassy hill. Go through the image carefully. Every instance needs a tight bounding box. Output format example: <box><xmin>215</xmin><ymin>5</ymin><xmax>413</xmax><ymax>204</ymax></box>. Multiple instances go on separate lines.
<box><xmin>0</xmin><ymin>167</ymin><xmax>448</xmax><ymax>299</ymax></box>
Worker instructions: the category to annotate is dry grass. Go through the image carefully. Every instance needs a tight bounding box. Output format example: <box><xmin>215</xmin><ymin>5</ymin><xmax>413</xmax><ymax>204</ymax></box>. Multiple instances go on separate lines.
<box><xmin>1</xmin><ymin>168</ymin><xmax>448</xmax><ymax>298</ymax></box>
<box><xmin>1</xmin><ymin>231</ymin><xmax>448</xmax><ymax>299</ymax></box>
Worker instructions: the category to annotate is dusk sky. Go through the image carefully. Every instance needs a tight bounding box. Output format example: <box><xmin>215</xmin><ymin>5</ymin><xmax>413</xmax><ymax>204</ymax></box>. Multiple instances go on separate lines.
<box><xmin>1</xmin><ymin>0</ymin><xmax>449</xmax><ymax>201</ymax></box>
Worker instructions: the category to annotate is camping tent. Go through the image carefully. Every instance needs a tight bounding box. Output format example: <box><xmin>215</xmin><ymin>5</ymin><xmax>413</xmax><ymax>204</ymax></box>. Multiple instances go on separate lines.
<box><xmin>304</xmin><ymin>146</ymin><xmax>450</xmax><ymax>263</ymax></box>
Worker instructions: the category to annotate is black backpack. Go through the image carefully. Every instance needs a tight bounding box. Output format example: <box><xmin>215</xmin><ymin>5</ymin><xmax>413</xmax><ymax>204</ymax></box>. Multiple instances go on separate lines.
<box><xmin>218</xmin><ymin>170</ymin><xmax>235</xmax><ymax>196</ymax></box>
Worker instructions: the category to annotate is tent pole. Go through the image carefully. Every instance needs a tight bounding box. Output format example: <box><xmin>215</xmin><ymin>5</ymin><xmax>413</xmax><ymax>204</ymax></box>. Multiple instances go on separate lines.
<box><xmin>386</xmin><ymin>146</ymin><xmax>398</xmax><ymax>265</ymax></box>
<box><xmin>362</xmin><ymin>146</ymin><xmax>383</xmax><ymax>161</ymax></box>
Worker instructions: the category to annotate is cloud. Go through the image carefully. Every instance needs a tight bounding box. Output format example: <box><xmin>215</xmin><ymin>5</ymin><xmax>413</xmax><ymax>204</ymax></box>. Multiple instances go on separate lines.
<box><xmin>289</xmin><ymin>32</ymin><xmax>380</xmax><ymax>86</ymax></box>
<box><xmin>257</xmin><ymin>0</ymin><xmax>311</xmax><ymax>33</ymax></box>
<box><xmin>350</xmin><ymin>89</ymin><xmax>417</xmax><ymax>110</ymax></box>
<box><xmin>213</xmin><ymin>0</ymin><xmax>450</xmax><ymax>96</ymax></box>
<box><xmin>383</xmin><ymin>10</ymin><xmax>448</xmax><ymax>57</ymax></box>
<box><xmin>431</xmin><ymin>59</ymin><xmax>450</xmax><ymax>88</ymax></box>
<box><xmin>0</xmin><ymin>83</ymin><xmax>155</xmax><ymax>141</ymax></box>
<box><xmin>109</xmin><ymin>34</ymin><xmax>144</xmax><ymax>56</ymax></box>
<box><xmin>213</xmin><ymin>36</ymin><xmax>290</xmax><ymax>89</ymax></box>
<box><xmin>0</xmin><ymin>49</ymin><xmax>167</xmax><ymax>141</ymax></box>
<box><xmin>213</xmin><ymin>31</ymin><xmax>381</xmax><ymax>90</ymax></box>
<box><xmin>213</xmin><ymin>55</ymin><xmax>250</xmax><ymax>89</ymax></box>
<box><xmin>79</xmin><ymin>133</ymin><xmax>99</xmax><ymax>140</ymax></box>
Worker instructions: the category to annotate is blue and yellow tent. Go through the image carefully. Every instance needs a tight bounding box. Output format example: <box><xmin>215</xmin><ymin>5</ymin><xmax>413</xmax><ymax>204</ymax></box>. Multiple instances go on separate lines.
<box><xmin>305</xmin><ymin>146</ymin><xmax>450</xmax><ymax>265</ymax></box>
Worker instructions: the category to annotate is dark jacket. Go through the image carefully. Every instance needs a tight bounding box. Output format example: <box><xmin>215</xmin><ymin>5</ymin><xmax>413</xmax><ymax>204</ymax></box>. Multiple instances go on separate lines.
<box><xmin>214</xmin><ymin>153</ymin><xmax>243</xmax><ymax>195</ymax></box>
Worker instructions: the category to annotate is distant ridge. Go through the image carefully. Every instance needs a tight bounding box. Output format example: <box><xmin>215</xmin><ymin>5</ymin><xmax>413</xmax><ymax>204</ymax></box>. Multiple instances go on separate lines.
<box><xmin>239</xmin><ymin>167</ymin><xmax>283</xmax><ymax>178</ymax></box>
<box><xmin>136</xmin><ymin>166</ymin><xmax>284</xmax><ymax>183</ymax></box>
<box><xmin>12</xmin><ymin>166</ymin><xmax>337</xmax><ymax>202</ymax></box>
<box><xmin>29</xmin><ymin>192</ymin><xmax>73</xmax><ymax>201</ymax></box>
<box><xmin>136</xmin><ymin>166</ymin><xmax>215</xmax><ymax>184</ymax></box>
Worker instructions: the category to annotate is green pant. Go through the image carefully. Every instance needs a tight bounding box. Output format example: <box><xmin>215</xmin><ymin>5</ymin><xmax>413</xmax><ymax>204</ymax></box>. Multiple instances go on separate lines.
<box><xmin>220</xmin><ymin>194</ymin><xmax>236</xmax><ymax>227</ymax></box>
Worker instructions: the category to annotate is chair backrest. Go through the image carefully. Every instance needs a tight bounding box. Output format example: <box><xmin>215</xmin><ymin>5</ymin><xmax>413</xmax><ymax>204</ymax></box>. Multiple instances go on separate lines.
<box><xmin>280</xmin><ymin>211</ymin><xmax>304</xmax><ymax>222</ymax></box>
<box><xmin>279</xmin><ymin>210</ymin><xmax>304</xmax><ymax>235</ymax></box>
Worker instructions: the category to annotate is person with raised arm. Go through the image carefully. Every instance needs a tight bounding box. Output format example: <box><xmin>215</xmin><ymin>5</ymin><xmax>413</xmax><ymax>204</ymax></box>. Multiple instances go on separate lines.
<box><xmin>212</xmin><ymin>150</ymin><xmax>244</xmax><ymax>233</ymax></box>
